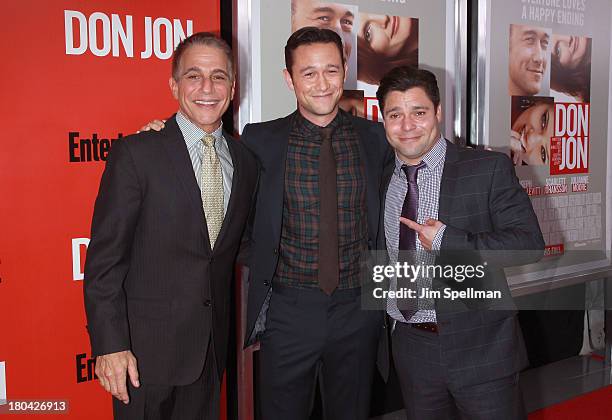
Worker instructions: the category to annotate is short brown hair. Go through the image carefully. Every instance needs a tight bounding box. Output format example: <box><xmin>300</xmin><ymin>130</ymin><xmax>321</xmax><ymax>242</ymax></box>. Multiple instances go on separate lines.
<box><xmin>284</xmin><ymin>27</ymin><xmax>345</xmax><ymax>75</ymax></box>
<box><xmin>172</xmin><ymin>32</ymin><xmax>234</xmax><ymax>81</ymax></box>
<box><xmin>376</xmin><ymin>66</ymin><xmax>440</xmax><ymax>114</ymax></box>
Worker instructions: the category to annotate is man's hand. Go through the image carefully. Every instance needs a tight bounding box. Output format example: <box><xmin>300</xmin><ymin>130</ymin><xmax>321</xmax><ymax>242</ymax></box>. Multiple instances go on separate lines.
<box><xmin>95</xmin><ymin>350</ymin><xmax>140</xmax><ymax>404</ymax></box>
<box><xmin>137</xmin><ymin>119</ymin><xmax>166</xmax><ymax>133</ymax></box>
<box><xmin>399</xmin><ymin>218</ymin><xmax>443</xmax><ymax>251</ymax></box>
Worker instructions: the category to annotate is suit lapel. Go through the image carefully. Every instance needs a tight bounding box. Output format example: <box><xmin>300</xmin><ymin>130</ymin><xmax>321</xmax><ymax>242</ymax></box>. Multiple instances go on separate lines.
<box><xmin>267</xmin><ymin>115</ymin><xmax>293</xmax><ymax>243</ymax></box>
<box><xmin>161</xmin><ymin>116</ymin><xmax>211</xmax><ymax>250</ymax></box>
<box><xmin>379</xmin><ymin>151</ymin><xmax>395</xmax><ymax>246</ymax></box>
<box><xmin>438</xmin><ymin>140</ymin><xmax>459</xmax><ymax>224</ymax></box>
<box><xmin>381</xmin><ymin>150</ymin><xmax>395</xmax><ymax>203</ymax></box>
<box><xmin>351</xmin><ymin>116</ymin><xmax>389</xmax><ymax>244</ymax></box>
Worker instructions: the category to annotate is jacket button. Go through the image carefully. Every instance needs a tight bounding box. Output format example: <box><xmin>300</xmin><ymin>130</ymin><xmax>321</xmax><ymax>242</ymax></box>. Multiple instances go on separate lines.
<box><xmin>273</xmin><ymin>249</ymin><xmax>278</xmax><ymax>255</ymax></box>
<box><xmin>263</xmin><ymin>281</ymin><xmax>270</xmax><ymax>286</ymax></box>
<box><xmin>204</xmin><ymin>300</ymin><xmax>212</xmax><ymax>307</ymax></box>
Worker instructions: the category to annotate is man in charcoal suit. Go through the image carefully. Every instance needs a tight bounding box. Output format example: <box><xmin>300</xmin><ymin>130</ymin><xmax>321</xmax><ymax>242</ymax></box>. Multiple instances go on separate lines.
<box><xmin>376</xmin><ymin>66</ymin><xmax>544</xmax><ymax>419</ymax></box>
<box><xmin>242</xmin><ymin>27</ymin><xmax>390</xmax><ymax>420</ymax></box>
<box><xmin>84</xmin><ymin>32</ymin><xmax>258</xmax><ymax>420</ymax></box>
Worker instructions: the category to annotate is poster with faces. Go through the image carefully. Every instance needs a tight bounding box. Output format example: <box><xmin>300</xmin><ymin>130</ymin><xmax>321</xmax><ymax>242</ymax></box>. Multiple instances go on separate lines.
<box><xmin>508</xmin><ymin>24</ymin><xmax>592</xmax><ymax>170</ymax></box>
<box><xmin>289</xmin><ymin>1</ymin><xmax>420</xmax><ymax>121</ymax></box>
<box><xmin>483</xmin><ymin>0</ymin><xmax>610</xmax><ymax>282</ymax></box>
<box><xmin>251</xmin><ymin>0</ymin><xmax>453</xmax><ymax>127</ymax></box>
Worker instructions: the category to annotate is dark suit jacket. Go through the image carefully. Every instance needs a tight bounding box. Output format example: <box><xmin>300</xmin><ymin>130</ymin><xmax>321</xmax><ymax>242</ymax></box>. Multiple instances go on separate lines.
<box><xmin>84</xmin><ymin>115</ymin><xmax>258</xmax><ymax>385</ymax></box>
<box><xmin>377</xmin><ymin>140</ymin><xmax>544</xmax><ymax>385</ymax></box>
<box><xmin>241</xmin><ymin>110</ymin><xmax>391</xmax><ymax>346</ymax></box>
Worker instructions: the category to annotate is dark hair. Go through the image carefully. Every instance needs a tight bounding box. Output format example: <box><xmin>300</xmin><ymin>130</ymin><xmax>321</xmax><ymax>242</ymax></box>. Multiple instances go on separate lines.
<box><xmin>172</xmin><ymin>32</ymin><xmax>234</xmax><ymax>81</ymax></box>
<box><xmin>357</xmin><ymin>18</ymin><xmax>418</xmax><ymax>85</ymax></box>
<box><xmin>510</xmin><ymin>95</ymin><xmax>553</xmax><ymax>126</ymax></box>
<box><xmin>376</xmin><ymin>66</ymin><xmax>440</xmax><ymax>113</ymax></box>
<box><xmin>284</xmin><ymin>27</ymin><xmax>345</xmax><ymax>75</ymax></box>
<box><xmin>550</xmin><ymin>37</ymin><xmax>592</xmax><ymax>102</ymax></box>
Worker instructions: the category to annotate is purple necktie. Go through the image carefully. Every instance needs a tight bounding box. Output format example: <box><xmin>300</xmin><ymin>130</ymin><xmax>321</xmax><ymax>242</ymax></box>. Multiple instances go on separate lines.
<box><xmin>398</xmin><ymin>161</ymin><xmax>425</xmax><ymax>319</ymax></box>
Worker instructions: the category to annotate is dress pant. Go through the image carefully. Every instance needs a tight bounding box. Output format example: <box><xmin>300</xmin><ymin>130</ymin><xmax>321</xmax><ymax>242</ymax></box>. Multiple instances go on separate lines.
<box><xmin>113</xmin><ymin>341</ymin><xmax>220</xmax><ymax>420</ymax></box>
<box><xmin>391</xmin><ymin>321</ymin><xmax>526</xmax><ymax>420</ymax></box>
<box><xmin>259</xmin><ymin>283</ymin><xmax>382</xmax><ymax>420</ymax></box>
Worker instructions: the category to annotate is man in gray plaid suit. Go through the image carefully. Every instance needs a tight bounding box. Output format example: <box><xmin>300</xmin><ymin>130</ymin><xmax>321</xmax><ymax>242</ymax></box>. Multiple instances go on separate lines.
<box><xmin>376</xmin><ymin>66</ymin><xmax>544</xmax><ymax>419</ymax></box>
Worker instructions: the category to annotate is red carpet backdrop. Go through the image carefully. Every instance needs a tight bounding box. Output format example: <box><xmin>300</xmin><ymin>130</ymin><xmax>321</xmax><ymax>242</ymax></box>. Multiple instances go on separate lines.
<box><xmin>528</xmin><ymin>386</ymin><xmax>612</xmax><ymax>420</ymax></box>
<box><xmin>0</xmin><ymin>0</ymin><xmax>219</xmax><ymax>418</ymax></box>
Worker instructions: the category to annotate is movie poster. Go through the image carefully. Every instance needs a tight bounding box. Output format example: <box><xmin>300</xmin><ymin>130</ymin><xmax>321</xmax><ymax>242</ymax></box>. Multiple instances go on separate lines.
<box><xmin>480</xmin><ymin>0</ymin><xmax>611</xmax><ymax>283</ymax></box>
<box><xmin>289</xmin><ymin>1</ymin><xmax>420</xmax><ymax>120</ymax></box>
<box><xmin>236</xmin><ymin>0</ymin><xmax>458</xmax><ymax>133</ymax></box>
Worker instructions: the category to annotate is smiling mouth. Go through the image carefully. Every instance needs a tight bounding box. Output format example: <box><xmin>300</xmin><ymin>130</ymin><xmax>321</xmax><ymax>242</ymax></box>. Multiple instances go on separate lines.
<box><xmin>194</xmin><ymin>100</ymin><xmax>219</xmax><ymax>106</ymax></box>
<box><xmin>391</xmin><ymin>16</ymin><xmax>399</xmax><ymax>39</ymax></box>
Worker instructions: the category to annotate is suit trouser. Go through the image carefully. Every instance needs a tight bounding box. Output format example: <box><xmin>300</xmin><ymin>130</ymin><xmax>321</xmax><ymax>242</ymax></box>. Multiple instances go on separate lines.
<box><xmin>259</xmin><ymin>284</ymin><xmax>382</xmax><ymax>420</ymax></box>
<box><xmin>113</xmin><ymin>341</ymin><xmax>220</xmax><ymax>420</ymax></box>
<box><xmin>392</xmin><ymin>321</ymin><xmax>526</xmax><ymax>420</ymax></box>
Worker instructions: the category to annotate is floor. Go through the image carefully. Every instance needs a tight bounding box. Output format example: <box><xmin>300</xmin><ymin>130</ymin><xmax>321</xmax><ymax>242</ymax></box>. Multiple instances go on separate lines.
<box><xmin>371</xmin><ymin>352</ymin><xmax>612</xmax><ymax>420</ymax></box>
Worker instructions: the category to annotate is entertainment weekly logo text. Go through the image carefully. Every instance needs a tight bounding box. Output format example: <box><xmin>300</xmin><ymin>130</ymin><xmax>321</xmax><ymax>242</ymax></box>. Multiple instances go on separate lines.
<box><xmin>69</xmin><ymin>132</ymin><xmax>122</xmax><ymax>162</ymax></box>
<box><xmin>72</xmin><ymin>238</ymin><xmax>89</xmax><ymax>281</ymax></box>
<box><xmin>64</xmin><ymin>10</ymin><xmax>193</xmax><ymax>59</ymax></box>
<box><xmin>76</xmin><ymin>354</ymin><xmax>97</xmax><ymax>383</ymax></box>
<box><xmin>550</xmin><ymin>103</ymin><xmax>589</xmax><ymax>175</ymax></box>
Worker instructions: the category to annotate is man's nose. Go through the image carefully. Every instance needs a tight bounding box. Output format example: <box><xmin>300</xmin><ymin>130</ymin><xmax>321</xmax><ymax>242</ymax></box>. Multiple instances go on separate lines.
<box><xmin>532</xmin><ymin>46</ymin><xmax>545</xmax><ymax>64</ymax></box>
<box><xmin>331</xmin><ymin>21</ymin><xmax>343</xmax><ymax>34</ymax></box>
<box><xmin>403</xmin><ymin>116</ymin><xmax>417</xmax><ymax>131</ymax></box>
<box><xmin>316</xmin><ymin>74</ymin><xmax>330</xmax><ymax>91</ymax></box>
<box><xmin>201</xmin><ymin>77</ymin><xmax>213</xmax><ymax>92</ymax></box>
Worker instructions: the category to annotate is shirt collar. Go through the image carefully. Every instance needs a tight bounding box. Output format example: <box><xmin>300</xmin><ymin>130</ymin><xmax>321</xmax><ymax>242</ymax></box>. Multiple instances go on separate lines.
<box><xmin>294</xmin><ymin>108</ymin><xmax>345</xmax><ymax>136</ymax></box>
<box><xmin>176</xmin><ymin>111</ymin><xmax>224</xmax><ymax>150</ymax></box>
<box><xmin>394</xmin><ymin>136</ymin><xmax>447</xmax><ymax>175</ymax></box>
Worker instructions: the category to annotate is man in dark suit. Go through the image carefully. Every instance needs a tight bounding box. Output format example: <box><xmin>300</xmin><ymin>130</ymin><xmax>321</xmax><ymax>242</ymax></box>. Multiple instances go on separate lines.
<box><xmin>83</xmin><ymin>32</ymin><xmax>258</xmax><ymax>420</ymax></box>
<box><xmin>376</xmin><ymin>66</ymin><xmax>544</xmax><ymax>419</ymax></box>
<box><xmin>242</xmin><ymin>27</ymin><xmax>389</xmax><ymax>420</ymax></box>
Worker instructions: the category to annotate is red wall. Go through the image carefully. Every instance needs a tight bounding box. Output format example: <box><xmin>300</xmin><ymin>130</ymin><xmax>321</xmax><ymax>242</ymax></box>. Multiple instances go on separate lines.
<box><xmin>0</xmin><ymin>1</ymin><xmax>220</xmax><ymax>418</ymax></box>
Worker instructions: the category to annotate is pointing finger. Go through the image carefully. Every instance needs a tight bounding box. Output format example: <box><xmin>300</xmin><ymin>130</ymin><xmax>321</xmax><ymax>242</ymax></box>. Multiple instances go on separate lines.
<box><xmin>399</xmin><ymin>217</ymin><xmax>422</xmax><ymax>232</ymax></box>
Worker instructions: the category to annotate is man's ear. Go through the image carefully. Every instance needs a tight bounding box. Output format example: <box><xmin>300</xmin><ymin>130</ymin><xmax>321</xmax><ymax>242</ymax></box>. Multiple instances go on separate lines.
<box><xmin>436</xmin><ymin>104</ymin><xmax>443</xmax><ymax>123</ymax></box>
<box><xmin>169</xmin><ymin>77</ymin><xmax>179</xmax><ymax>100</ymax></box>
<box><xmin>283</xmin><ymin>68</ymin><xmax>295</xmax><ymax>92</ymax></box>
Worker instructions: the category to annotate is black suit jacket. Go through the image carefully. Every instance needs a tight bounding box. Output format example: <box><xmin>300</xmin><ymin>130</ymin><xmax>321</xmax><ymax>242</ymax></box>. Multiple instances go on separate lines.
<box><xmin>84</xmin><ymin>115</ymin><xmax>258</xmax><ymax>385</ymax></box>
<box><xmin>241</xmin><ymin>111</ymin><xmax>391</xmax><ymax>346</ymax></box>
<box><xmin>377</xmin><ymin>140</ymin><xmax>544</xmax><ymax>384</ymax></box>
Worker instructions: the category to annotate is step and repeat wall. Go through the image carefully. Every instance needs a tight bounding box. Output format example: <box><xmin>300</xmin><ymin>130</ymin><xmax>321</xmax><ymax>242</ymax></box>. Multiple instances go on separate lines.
<box><xmin>0</xmin><ymin>1</ymin><xmax>219</xmax><ymax>418</ymax></box>
<box><xmin>474</xmin><ymin>0</ymin><xmax>612</xmax><ymax>287</ymax></box>
<box><xmin>235</xmin><ymin>0</ymin><xmax>461</xmax><ymax>139</ymax></box>
<box><xmin>234</xmin><ymin>0</ymin><xmax>462</xmax><ymax>416</ymax></box>
<box><xmin>235</xmin><ymin>0</ymin><xmax>612</xmax><ymax>289</ymax></box>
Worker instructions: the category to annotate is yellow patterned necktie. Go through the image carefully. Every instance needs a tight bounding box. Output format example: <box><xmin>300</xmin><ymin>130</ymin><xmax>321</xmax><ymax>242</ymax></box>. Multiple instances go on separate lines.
<box><xmin>200</xmin><ymin>134</ymin><xmax>224</xmax><ymax>248</ymax></box>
